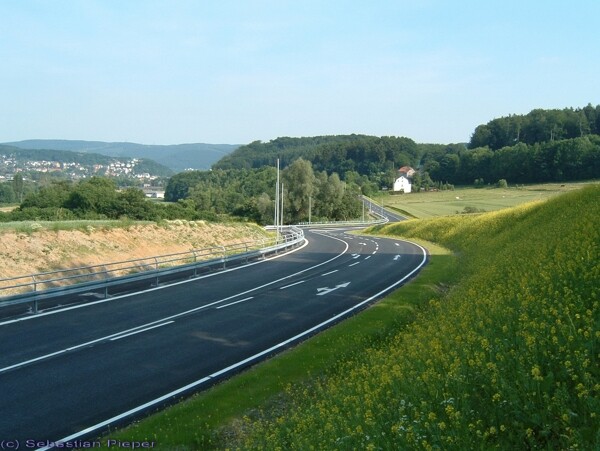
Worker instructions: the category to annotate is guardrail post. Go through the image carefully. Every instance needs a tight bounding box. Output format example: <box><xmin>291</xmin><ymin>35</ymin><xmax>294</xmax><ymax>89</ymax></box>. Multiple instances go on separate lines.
<box><xmin>221</xmin><ymin>246</ymin><xmax>226</xmax><ymax>269</ymax></box>
<box><xmin>191</xmin><ymin>250</ymin><xmax>198</xmax><ymax>277</ymax></box>
<box><xmin>154</xmin><ymin>257</ymin><xmax>160</xmax><ymax>287</ymax></box>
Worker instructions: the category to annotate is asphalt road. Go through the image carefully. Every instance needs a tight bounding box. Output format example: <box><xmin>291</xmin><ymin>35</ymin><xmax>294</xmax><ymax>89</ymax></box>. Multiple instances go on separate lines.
<box><xmin>0</xmin><ymin>226</ymin><xmax>426</xmax><ymax>446</ymax></box>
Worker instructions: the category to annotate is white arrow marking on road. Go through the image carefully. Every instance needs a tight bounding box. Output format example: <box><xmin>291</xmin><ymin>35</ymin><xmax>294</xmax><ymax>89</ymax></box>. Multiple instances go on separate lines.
<box><xmin>351</xmin><ymin>254</ymin><xmax>360</xmax><ymax>259</ymax></box>
<box><xmin>394</xmin><ymin>255</ymin><xmax>402</xmax><ymax>261</ymax></box>
<box><xmin>316</xmin><ymin>282</ymin><xmax>351</xmax><ymax>296</ymax></box>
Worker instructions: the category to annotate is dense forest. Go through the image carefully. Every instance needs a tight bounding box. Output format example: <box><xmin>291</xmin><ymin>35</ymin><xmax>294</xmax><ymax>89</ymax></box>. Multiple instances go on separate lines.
<box><xmin>166</xmin><ymin>159</ymin><xmax>363</xmax><ymax>224</ymax></box>
<box><xmin>211</xmin><ymin>105</ymin><xmax>600</xmax><ymax>188</ymax></box>
<box><xmin>469</xmin><ymin>104</ymin><xmax>600</xmax><ymax>149</ymax></box>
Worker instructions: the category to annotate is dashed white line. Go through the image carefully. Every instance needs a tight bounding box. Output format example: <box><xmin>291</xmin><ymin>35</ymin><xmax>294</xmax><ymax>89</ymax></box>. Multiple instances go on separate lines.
<box><xmin>280</xmin><ymin>280</ymin><xmax>306</xmax><ymax>290</ymax></box>
<box><xmin>216</xmin><ymin>297</ymin><xmax>254</xmax><ymax>309</ymax></box>
<box><xmin>110</xmin><ymin>321</ymin><xmax>174</xmax><ymax>341</ymax></box>
<box><xmin>364</xmin><ymin>256</ymin><xmax>371</xmax><ymax>260</ymax></box>
<box><xmin>321</xmin><ymin>270</ymin><xmax>339</xmax><ymax>276</ymax></box>
<box><xmin>349</xmin><ymin>262</ymin><xmax>360</xmax><ymax>267</ymax></box>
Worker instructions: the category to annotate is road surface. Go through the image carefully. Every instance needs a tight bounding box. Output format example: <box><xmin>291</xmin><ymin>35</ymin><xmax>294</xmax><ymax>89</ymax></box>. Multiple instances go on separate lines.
<box><xmin>0</xmin><ymin>226</ymin><xmax>426</xmax><ymax>446</ymax></box>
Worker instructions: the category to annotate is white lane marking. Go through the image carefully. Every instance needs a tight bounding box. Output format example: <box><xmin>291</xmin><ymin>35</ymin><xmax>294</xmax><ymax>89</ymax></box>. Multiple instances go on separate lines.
<box><xmin>321</xmin><ymin>270</ymin><xmax>338</xmax><ymax>276</ymax></box>
<box><xmin>372</xmin><ymin>250</ymin><xmax>377</xmax><ymax>255</ymax></box>
<box><xmin>280</xmin><ymin>280</ymin><xmax>306</xmax><ymax>290</ymax></box>
<box><xmin>395</xmin><ymin>243</ymin><xmax>400</xmax><ymax>246</ymax></box>
<box><xmin>0</xmin><ymin>238</ymin><xmax>311</xmax><ymax>328</ymax></box>
<box><xmin>351</xmin><ymin>254</ymin><xmax>360</xmax><ymax>259</ymax></box>
<box><xmin>0</xmin><ymin>320</ymin><xmax>177</xmax><ymax>374</ymax></box>
<box><xmin>316</xmin><ymin>282</ymin><xmax>351</xmax><ymax>296</ymax></box>
<box><xmin>39</xmin><ymin>240</ymin><xmax>429</xmax><ymax>451</ymax></box>
<box><xmin>110</xmin><ymin>321</ymin><xmax>174</xmax><ymax>341</ymax></box>
<box><xmin>394</xmin><ymin>255</ymin><xmax>402</xmax><ymax>261</ymax></box>
<box><xmin>364</xmin><ymin>256</ymin><xmax>371</xmax><ymax>260</ymax></box>
<box><xmin>348</xmin><ymin>262</ymin><xmax>360</xmax><ymax>267</ymax></box>
<box><xmin>215</xmin><ymin>297</ymin><xmax>254</xmax><ymax>310</ymax></box>
<box><xmin>1</xmin><ymin>234</ymin><xmax>352</xmax><ymax>373</ymax></box>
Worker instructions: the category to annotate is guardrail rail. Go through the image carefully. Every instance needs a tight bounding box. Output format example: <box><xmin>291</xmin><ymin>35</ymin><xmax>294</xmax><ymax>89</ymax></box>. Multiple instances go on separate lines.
<box><xmin>0</xmin><ymin>227</ymin><xmax>305</xmax><ymax>317</ymax></box>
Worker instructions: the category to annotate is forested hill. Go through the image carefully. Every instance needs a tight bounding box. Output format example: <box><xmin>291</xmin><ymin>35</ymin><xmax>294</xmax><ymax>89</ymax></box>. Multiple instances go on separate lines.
<box><xmin>213</xmin><ymin>105</ymin><xmax>600</xmax><ymax>186</ymax></box>
<box><xmin>213</xmin><ymin>135</ymin><xmax>422</xmax><ymax>174</ymax></box>
<box><xmin>3</xmin><ymin>140</ymin><xmax>239</xmax><ymax>172</ymax></box>
<box><xmin>469</xmin><ymin>104</ymin><xmax>600</xmax><ymax>149</ymax></box>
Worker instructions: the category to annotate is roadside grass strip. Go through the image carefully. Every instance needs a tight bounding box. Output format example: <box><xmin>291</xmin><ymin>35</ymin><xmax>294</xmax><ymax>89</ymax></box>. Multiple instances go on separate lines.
<box><xmin>104</xmin><ymin>241</ymin><xmax>453</xmax><ymax>449</ymax></box>
<box><xmin>103</xmin><ymin>185</ymin><xmax>598</xmax><ymax>450</ymax></box>
<box><xmin>234</xmin><ymin>185</ymin><xmax>599</xmax><ymax>449</ymax></box>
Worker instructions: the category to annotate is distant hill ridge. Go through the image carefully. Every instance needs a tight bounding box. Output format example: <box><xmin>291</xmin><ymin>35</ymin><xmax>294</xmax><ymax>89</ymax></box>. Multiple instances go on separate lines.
<box><xmin>3</xmin><ymin>140</ymin><xmax>240</xmax><ymax>172</ymax></box>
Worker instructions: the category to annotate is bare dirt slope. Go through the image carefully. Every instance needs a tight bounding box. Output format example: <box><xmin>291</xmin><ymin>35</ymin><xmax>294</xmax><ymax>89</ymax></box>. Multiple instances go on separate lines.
<box><xmin>0</xmin><ymin>220</ymin><xmax>269</xmax><ymax>279</ymax></box>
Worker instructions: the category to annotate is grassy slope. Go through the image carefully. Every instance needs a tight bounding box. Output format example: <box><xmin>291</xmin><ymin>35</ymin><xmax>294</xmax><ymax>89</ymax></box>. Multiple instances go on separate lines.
<box><xmin>105</xmin><ymin>241</ymin><xmax>454</xmax><ymax>449</ymax></box>
<box><xmin>380</xmin><ymin>182</ymin><xmax>594</xmax><ymax>218</ymax></box>
<box><xmin>237</xmin><ymin>185</ymin><xmax>599</xmax><ymax>449</ymax></box>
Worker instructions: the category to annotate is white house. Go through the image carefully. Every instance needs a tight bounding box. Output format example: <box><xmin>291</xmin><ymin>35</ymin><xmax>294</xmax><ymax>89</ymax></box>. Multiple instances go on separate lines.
<box><xmin>393</xmin><ymin>166</ymin><xmax>415</xmax><ymax>193</ymax></box>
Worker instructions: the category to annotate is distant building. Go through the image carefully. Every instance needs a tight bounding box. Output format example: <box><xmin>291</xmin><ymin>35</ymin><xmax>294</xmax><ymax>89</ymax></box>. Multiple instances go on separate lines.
<box><xmin>143</xmin><ymin>189</ymin><xmax>165</xmax><ymax>199</ymax></box>
<box><xmin>393</xmin><ymin>166</ymin><xmax>415</xmax><ymax>193</ymax></box>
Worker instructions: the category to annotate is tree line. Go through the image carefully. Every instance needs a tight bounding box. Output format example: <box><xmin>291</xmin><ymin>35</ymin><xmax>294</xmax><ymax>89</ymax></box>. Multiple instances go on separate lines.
<box><xmin>469</xmin><ymin>104</ymin><xmax>600</xmax><ymax>150</ymax></box>
<box><xmin>426</xmin><ymin>135</ymin><xmax>600</xmax><ymax>185</ymax></box>
<box><xmin>166</xmin><ymin>159</ymin><xmax>363</xmax><ymax>224</ymax></box>
<box><xmin>0</xmin><ymin>177</ymin><xmax>204</xmax><ymax>222</ymax></box>
<box><xmin>210</xmin><ymin>105</ymin><xmax>600</xmax><ymax>188</ymax></box>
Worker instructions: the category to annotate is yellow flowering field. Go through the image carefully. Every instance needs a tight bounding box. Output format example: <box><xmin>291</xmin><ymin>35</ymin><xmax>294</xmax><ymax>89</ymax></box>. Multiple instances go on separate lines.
<box><xmin>237</xmin><ymin>185</ymin><xmax>599</xmax><ymax>449</ymax></box>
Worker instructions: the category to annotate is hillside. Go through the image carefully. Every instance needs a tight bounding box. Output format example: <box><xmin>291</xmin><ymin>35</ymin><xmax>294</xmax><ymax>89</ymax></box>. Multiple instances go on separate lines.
<box><xmin>0</xmin><ymin>220</ymin><xmax>269</xmax><ymax>280</ymax></box>
<box><xmin>0</xmin><ymin>144</ymin><xmax>173</xmax><ymax>178</ymax></box>
<box><xmin>3</xmin><ymin>140</ymin><xmax>240</xmax><ymax>172</ymax></box>
<box><xmin>233</xmin><ymin>186</ymin><xmax>599</xmax><ymax>449</ymax></box>
<box><xmin>210</xmin><ymin>106</ymin><xmax>600</xmax><ymax>187</ymax></box>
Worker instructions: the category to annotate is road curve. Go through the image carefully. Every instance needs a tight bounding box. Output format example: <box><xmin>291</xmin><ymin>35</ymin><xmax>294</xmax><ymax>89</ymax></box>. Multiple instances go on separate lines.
<box><xmin>0</xmin><ymin>227</ymin><xmax>426</xmax><ymax>446</ymax></box>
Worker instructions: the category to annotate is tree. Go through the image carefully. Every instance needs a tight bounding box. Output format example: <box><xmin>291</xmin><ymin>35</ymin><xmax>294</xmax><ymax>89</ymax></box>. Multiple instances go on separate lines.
<box><xmin>12</xmin><ymin>173</ymin><xmax>24</xmax><ymax>203</ymax></box>
<box><xmin>66</xmin><ymin>177</ymin><xmax>118</xmax><ymax>217</ymax></box>
<box><xmin>282</xmin><ymin>159</ymin><xmax>315</xmax><ymax>223</ymax></box>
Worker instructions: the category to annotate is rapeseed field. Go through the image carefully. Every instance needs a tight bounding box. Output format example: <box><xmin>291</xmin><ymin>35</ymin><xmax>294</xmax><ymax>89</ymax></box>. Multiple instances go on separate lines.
<box><xmin>238</xmin><ymin>185</ymin><xmax>599</xmax><ymax>450</ymax></box>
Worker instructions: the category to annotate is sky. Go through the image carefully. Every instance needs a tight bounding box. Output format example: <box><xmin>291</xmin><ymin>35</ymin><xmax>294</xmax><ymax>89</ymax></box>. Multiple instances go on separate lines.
<box><xmin>1</xmin><ymin>0</ymin><xmax>599</xmax><ymax>146</ymax></box>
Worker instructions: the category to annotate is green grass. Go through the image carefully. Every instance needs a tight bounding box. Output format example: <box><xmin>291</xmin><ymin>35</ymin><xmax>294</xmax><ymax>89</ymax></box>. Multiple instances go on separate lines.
<box><xmin>378</xmin><ymin>181</ymin><xmax>597</xmax><ymax>218</ymax></box>
<box><xmin>103</xmin><ymin>240</ymin><xmax>455</xmax><ymax>449</ymax></box>
<box><xmin>234</xmin><ymin>185</ymin><xmax>599</xmax><ymax>449</ymax></box>
<box><xmin>0</xmin><ymin>219</ymin><xmax>150</xmax><ymax>234</ymax></box>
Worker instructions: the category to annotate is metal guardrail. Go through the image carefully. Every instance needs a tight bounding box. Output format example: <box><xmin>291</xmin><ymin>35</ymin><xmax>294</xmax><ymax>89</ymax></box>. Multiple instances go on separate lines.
<box><xmin>0</xmin><ymin>227</ymin><xmax>305</xmax><ymax>316</ymax></box>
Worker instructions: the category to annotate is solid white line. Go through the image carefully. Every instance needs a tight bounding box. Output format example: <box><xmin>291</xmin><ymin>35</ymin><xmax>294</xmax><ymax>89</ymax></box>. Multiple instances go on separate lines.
<box><xmin>279</xmin><ymin>280</ymin><xmax>306</xmax><ymax>290</ymax></box>
<box><xmin>215</xmin><ymin>297</ymin><xmax>254</xmax><ymax>309</ymax></box>
<box><xmin>40</xmin><ymin>239</ymin><xmax>428</xmax><ymax>451</ymax></box>
<box><xmin>321</xmin><ymin>270</ymin><xmax>338</xmax><ymax>276</ymax></box>
<box><xmin>0</xmin><ymin>238</ymin><xmax>311</xmax><ymax>328</ymax></box>
<box><xmin>110</xmin><ymin>321</ymin><xmax>174</xmax><ymax>341</ymax></box>
<box><xmin>1</xmin><ymin>234</ymin><xmax>351</xmax><ymax>374</ymax></box>
<box><xmin>348</xmin><ymin>262</ymin><xmax>360</xmax><ymax>267</ymax></box>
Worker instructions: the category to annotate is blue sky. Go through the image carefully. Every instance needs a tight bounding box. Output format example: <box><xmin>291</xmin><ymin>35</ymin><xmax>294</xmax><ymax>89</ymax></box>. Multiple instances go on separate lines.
<box><xmin>1</xmin><ymin>0</ymin><xmax>599</xmax><ymax>145</ymax></box>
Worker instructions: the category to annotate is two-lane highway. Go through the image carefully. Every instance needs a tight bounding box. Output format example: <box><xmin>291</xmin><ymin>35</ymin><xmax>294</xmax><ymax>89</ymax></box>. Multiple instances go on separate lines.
<box><xmin>0</xmin><ymin>227</ymin><xmax>426</xmax><ymax>445</ymax></box>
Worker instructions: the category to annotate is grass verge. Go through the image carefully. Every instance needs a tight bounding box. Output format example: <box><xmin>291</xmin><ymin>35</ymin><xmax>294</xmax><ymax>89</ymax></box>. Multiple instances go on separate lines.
<box><xmin>102</xmin><ymin>239</ymin><xmax>455</xmax><ymax>449</ymax></box>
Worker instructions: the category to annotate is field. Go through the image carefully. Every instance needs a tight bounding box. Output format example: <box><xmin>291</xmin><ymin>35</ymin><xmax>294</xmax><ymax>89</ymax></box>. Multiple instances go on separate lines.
<box><xmin>379</xmin><ymin>181</ymin><xmax>595</xmax><ymax>218</ymax></box>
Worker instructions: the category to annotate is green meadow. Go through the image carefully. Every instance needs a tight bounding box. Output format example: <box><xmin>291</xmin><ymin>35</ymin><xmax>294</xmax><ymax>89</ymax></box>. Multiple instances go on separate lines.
<box><xmin>379</xmin><ymin>182</ymin><xmax>594</xmax><ymax>218</ymax></box>
<box><xmin>108</xmin><ymin>185</ymin><xmax>598</xmax><ymax>450</ymax></box>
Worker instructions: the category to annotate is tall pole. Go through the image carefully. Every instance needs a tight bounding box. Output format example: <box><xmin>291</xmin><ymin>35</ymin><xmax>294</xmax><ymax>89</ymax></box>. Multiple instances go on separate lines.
<box><xmin>280</xmin><ymin>183</ymin><xmax>284</xmax><ymax>227</ymax></box>
<box><xmin>309</xmin><ymin>196</ymin><xmax>312</xmax><ymax>224</ymax></box>
<box><xmin>275</xmin><ymin>159</ymin><xmax>280</xmax><ymax>241</ymax></box>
